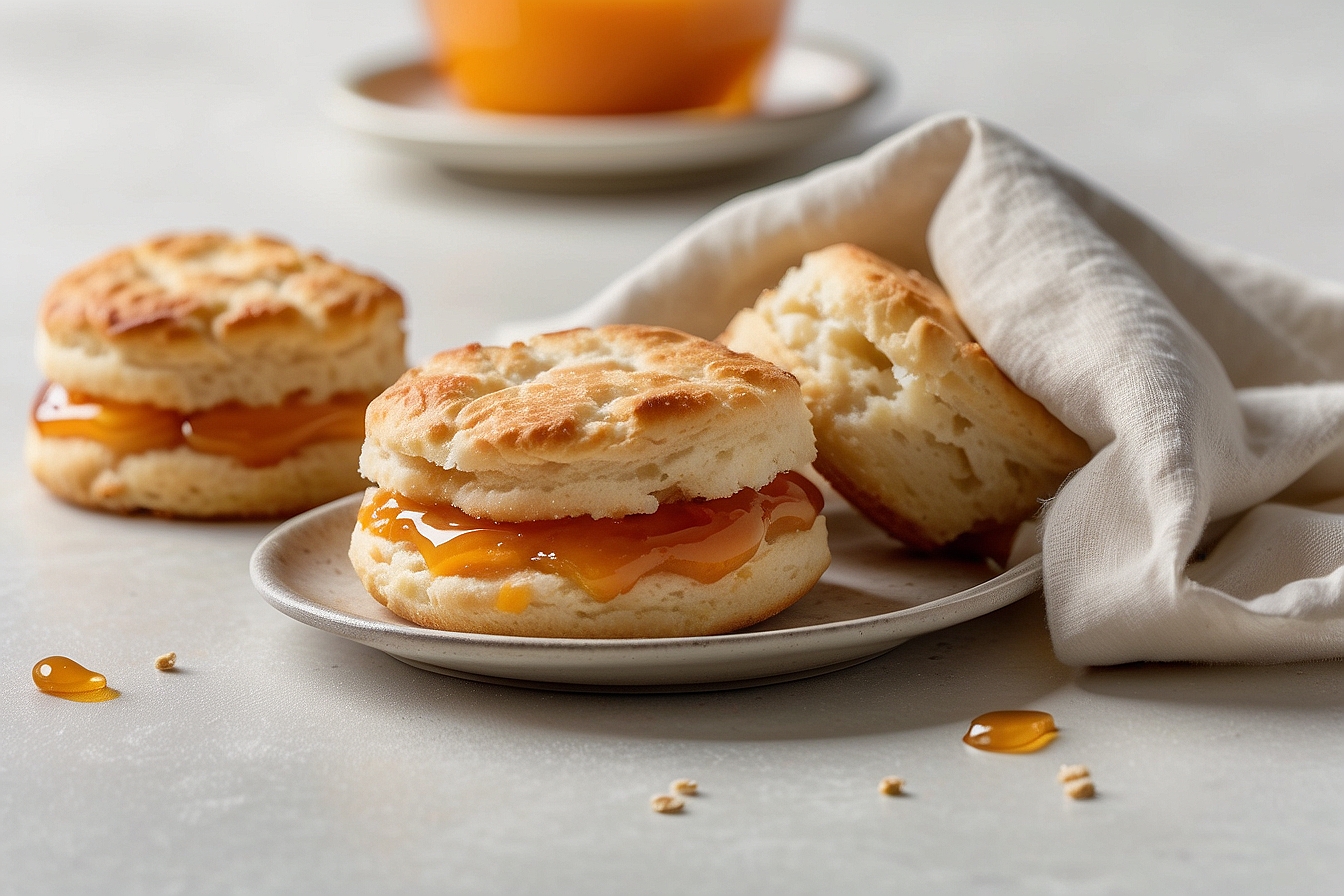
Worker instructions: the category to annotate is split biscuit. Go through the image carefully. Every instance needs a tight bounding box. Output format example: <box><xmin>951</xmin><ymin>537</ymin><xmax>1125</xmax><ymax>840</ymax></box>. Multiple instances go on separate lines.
<box><xmin>359</xmin><ymin>324</ymin><xmax>816</xmax><ymax>521</ymax></box>
<box><xmin>721</xmin><ymin>243</ymin><xmax>1090</xmax><ymax>553</ymax></box>
<box><xmin>28</xmin><ymin>232</ymin><xmax>407</xmax><ymax>517</ymax></box>
<box><xmin>351</xmin><ymin>325</ymin><xmax>830</xmax><ymax>638</ymax></box>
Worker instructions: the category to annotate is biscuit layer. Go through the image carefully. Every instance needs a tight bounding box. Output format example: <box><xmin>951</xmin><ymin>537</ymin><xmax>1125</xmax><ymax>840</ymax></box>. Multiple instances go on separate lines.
<box><xmin>349</xmin><ymin>493</ymin><xmax>830</xmax><ymax>638</ymax></box>
<box><xmin>721</xmin><ymin>243</ymin><xmax>1091</xmax><ymax>550</ymax></box>
<box><xmin>38</xmin><ymin>233</ymin><xmax>406</xmax><ymax>411</ymax></box>
<box><xmin>26</xmin><ymin>428</ymin><xmax>366</xmax><ymax>519</ymax></box>
<box><xmin>360</xmin><ymin>325</ymin><xmax>816</xmax><ymax>521</ymax></box>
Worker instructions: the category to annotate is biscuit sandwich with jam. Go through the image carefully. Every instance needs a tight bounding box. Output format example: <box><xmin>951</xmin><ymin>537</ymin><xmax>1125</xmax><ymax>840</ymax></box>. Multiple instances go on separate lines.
<box><xmin>28</xmin><ymin>232</ymin><xmax>406</xmax><ymax>517</ymax></box>
<box><xmin>350</xmin><ymin>324</ymin><xmax>829</xmax><ymax>638</ymax></box>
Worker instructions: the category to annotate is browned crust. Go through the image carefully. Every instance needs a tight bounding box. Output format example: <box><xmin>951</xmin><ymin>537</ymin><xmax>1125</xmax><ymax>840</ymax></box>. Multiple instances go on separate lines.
<box><xmin>366</xmin><ymin>325</ymin><xmax>801</xmax><ymax>464</ymax></box>
<box><xmin>813</xmin><ymin>455</ymin><xmax>1017</xmax><ymax>563</ymax></box>
<box><xmin>40</xmin><ymin>232</ymin><xmax>404</xmax><ymax>347</ymax></box>
<box><xmin>825</xmin><ymin>243</ymin><xmax>973</xmax><ymax>342</ymax></box>
<box><xmin>810</xmin><ymin>453</ymin><xmax>942</xmax><ymax>552</ymax></box>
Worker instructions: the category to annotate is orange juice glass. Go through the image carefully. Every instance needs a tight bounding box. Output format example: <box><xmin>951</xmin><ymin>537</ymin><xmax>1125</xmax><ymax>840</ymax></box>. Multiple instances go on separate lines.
<box><xmin>424</xmin><ymin>0</ymin><xmax>788</xmax><ymax>115</ymax></box>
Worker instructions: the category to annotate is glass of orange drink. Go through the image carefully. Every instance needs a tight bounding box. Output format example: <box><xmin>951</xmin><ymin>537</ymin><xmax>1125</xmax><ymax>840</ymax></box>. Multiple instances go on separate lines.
<box><xmin>423</xmin><ymin>0</ymin><xmax>789</xmax><ymax>115</ymax></box>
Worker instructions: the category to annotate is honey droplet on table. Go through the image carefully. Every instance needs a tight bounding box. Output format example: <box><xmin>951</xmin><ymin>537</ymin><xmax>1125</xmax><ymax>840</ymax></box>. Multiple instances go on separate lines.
<box><xmin>963</xmin><ymin>710</ymin><xmax>1057</xmax><ymax>753</ymax></box>
<box><xmin>32</xmin><ymin>656</ymin><xmax>119</xmax><ymax>702</ymax></box>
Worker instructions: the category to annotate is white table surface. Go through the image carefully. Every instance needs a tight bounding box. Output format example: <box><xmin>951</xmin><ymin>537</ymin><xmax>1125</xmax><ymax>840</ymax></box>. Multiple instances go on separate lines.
<box><xmin>3</xmin><ymin>1</ymin><xmax>1343</xmax><ymax>893</ymax></box>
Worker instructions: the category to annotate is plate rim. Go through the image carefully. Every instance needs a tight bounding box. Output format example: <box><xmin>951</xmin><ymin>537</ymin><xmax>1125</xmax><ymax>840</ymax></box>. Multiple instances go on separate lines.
<box><xmin>388</xmin><ymin>650</ymin><xmax>898</xmax><ymax>694</ymax></box>
<box><xmin>326</xmin><ymin>33</ymin><xmax>888</xmax><ymax>147</ymax></box>
<box><xmin>251</xmin><ymin>492</ymin><xmax>1042</xmax><ymax>656</ymax></box>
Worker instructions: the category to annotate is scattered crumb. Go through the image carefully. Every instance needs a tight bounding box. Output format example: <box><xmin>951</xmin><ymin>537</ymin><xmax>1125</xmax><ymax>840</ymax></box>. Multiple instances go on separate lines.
<box><xmin>154</xmin><ymin>652</ymin><xmax>177</xmax><ymax>671</ymax></box>
<box><xmin>1057</xmin><ymin>764</ymin><xmax>1090</xmax><ymax>783</ymax></box>
<box><xmin>878</xmin><ymin>776</ymin><xmax>905</xmax><ymax>796</ymax></box>
<box><xmin>650</xmin><ymin>794</ymin><xmax>684</xmax><ymax>814</ymax></box>
<box><xmin>1063</xmin><ymin>778</ymin><xmax>1096</xmax><ymax>800</ymax></box>
<box><xmin>670</xmin><ymin>779</ymin><xmax>698</xmax><ymax>796</ymax></box>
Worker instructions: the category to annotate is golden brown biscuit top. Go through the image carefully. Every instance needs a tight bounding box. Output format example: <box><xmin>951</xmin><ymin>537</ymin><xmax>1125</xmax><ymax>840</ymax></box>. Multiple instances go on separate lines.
<box><xmin>816</xmin><ymin>243</ymin><xmax>972</xmax><ymax>346</ymax></box>
<box><xmin>40</xmin><ymin>232</ymin><xmax>403</xmax><ymax>347</ymax></box>
<box><xmin>368</xmin><ymin>325</ymin><xmax>801</xmax><ymax>465</ymax></box>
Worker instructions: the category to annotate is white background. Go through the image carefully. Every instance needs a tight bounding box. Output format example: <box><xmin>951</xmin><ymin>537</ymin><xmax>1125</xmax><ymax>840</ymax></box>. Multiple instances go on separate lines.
<box><xmin>2</xmin><ymin>1</ymin><xmax>1342</xmax><ymax>893</ymax></box>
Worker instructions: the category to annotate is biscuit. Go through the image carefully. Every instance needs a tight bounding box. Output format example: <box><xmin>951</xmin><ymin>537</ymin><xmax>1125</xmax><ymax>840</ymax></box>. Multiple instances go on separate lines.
<box><xmin>359</xmin><ymin>325</ymin><xmax>816</xmax><ymax>521</ymax></box>
<box><xmin>349</xmin><ymin>497</ymin><xmax>829</xmax><ymax>637</ymax></box>
<box><xmin>721</xmin><ymin>244</ymin><xmax>1090</xmax><ymax>552</ymax></box>
<box><xmin>27</xmin><ymin>430</ymin><xmax>368</xmax><ymax>519</ymax></box>
<box><xmin>351</xmin><ymin>325</ymin><xmax>829</xmax><ymax>638</ymax></box>
<box><xmin>38</xmin><ymin>232</ymin><xmax>405</xmax><ymax>409</ymax></box>
<box><xmin>28</xmin><ymin>233</ymin><xmax>407</xmax><ymax>517</ymax></box>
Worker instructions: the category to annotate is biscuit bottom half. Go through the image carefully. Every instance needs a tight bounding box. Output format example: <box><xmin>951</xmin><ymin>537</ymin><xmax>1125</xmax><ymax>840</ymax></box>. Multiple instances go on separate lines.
<box><xmin>26</xmin><ymin>428</ymin><xmax>367</xmax><ymax>519</ymax></box>
<box><xmin>348</xmin><ymin>486</ymin><xmax>832</xmax><ymax>638</ymax></box>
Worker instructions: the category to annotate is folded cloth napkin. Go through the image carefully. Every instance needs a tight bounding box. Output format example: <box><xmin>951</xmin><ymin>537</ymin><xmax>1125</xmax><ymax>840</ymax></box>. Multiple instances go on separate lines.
<box><xmin>502</xmin><ymin>113</ymin><xmax>1344</xmax><ymax>666</ymax></box>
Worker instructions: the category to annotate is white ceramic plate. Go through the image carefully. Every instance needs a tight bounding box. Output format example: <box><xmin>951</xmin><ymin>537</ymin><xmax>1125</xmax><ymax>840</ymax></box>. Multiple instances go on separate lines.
<box><xmin>251</xmin><ymin>492</ymin><xmax>1040</xmax><ymax>693</ymax></box>
<box><xmin>327</xmin><ymin>36</ymin><xmax>886</xmax><ymax>181</ymax></box>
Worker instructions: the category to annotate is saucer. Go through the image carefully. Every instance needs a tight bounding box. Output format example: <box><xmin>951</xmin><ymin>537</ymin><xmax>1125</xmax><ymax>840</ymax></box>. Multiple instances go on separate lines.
<box><xmin>327</xmin><ymin>36</ymin><xmax>887</xmax><ymax>182</ymax></box>
<box><xmin>250</xmin><ymin>492</ymin><xmax>1038</xmax><ymax>693</ymax></box>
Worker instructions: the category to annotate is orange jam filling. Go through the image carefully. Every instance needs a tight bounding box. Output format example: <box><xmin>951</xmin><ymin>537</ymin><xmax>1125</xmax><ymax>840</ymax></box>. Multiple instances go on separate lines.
<box><xmin>360</xmin><ymin>470</ymin><xmax>824</xmax><ymax>602</ymax></box>
<box><xmin>32</xmin><ymin>382</ymin><xmax>368</xmax><ymax>467</ymax></box>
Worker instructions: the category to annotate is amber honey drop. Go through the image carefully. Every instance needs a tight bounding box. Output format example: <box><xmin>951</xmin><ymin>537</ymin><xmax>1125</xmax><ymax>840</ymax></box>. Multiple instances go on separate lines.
<box><xmin>963</xmin><ymin>711</ymin><xmax>1057</xmax><ymax>753</ymax></box>
<box><xmin>32</xmin><ymin>656</ymin><xmax>118</xmax><ymax>701</ymax></box>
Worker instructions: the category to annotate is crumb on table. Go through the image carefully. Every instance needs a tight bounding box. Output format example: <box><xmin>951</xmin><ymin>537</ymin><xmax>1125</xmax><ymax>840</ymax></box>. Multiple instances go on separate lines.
<box><xmin>878</xmin><ymin>776</ymin><xmax>905</xmax><ymax>796</ymax></box>
<box><xmin>154</xmin><ymin>652</ymin><xmax>177</xmax><ymax>671</ymax></box>
<box><xmin>650</xmin><ymin>794</ymin><xmax>684</xmax><ymax>814</ymax></box>
<box><xmin>1057</xmin><ymin>764</ymin><xmax>1090</xmax><ymax>783</ymax></box>
<box><xmin>1063</xmin><ymin>778</ymin><xmax>1096</xmax><ymax>800</ymax></box>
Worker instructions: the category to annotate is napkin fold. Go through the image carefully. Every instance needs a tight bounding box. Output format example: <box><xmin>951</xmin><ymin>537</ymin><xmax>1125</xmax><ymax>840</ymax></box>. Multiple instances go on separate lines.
<box><xmin>503</xmin><ymin>113</ymin><xmax>1344</xmax><ymax>665</ymax></box>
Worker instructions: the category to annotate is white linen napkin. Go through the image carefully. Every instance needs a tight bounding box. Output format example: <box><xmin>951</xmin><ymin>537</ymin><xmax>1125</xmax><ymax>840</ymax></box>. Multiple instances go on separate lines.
<box><xmin>500</xmin><ymin>113</ymin><xmax>1344</xmax><ymax>665</ymax></box>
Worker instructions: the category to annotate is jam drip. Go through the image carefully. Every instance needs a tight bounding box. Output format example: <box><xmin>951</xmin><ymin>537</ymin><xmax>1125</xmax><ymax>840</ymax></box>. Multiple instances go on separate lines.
<box><xmin>360</xmin><ymin>471</ymin><xmax>824</xmax><ymax>602</ymax></box>
<box><xmin>32</xmin><ymin>382</ymin><xmax>368</xmax><ymax>467</ymax></box>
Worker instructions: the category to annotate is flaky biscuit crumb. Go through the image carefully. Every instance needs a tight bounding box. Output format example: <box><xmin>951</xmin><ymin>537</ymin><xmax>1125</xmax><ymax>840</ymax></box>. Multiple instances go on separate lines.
<box><xmin>720</xmin><ymin>243</ymin><xmax>1091</xmax><ymax>552</ymax></box>
<box><xmin>670</xmin><ymin>779</ymin><xmax>698</xmax><ymax>796</ymax></box>
<box><xmin>154</xmin><ymin>652</ymin><xmax>177</xmax><ymax>671</ymax></box>
<box><xmin>650</xmin><ymin>794</ymin><xmax>684</xmax><ymax>814</ymax></box>
<box><xmin>878</xmin><ymin>776</ymin><xmax>905</xmax><ymax>796</ymax></box>
<box><xmin>1057</xmin><ymin>764</ymin><xmax>1090</xmax><ymax>783</ymax></box>
<box><xmin>1063</xmin><ymin>778</ymin><xmax>1096</xmax><ymax>800</ymax></box>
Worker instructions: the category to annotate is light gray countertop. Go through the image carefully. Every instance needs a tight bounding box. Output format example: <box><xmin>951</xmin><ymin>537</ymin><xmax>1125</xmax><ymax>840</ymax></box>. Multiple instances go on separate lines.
<box><xmin>3</xmin><ymin>1</ymin><xmax>1342</xmax><ymax>893</ymax></box>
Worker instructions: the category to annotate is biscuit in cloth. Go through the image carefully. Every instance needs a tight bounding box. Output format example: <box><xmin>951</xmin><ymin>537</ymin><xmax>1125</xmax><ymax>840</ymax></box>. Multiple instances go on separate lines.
<box><xmin>720</xmin><ymin>243</ymin><xmax>1091</xmax><ymax>553</ymax></box>
<box><xmin>27</xmin><ymin>232</ymin><xmax>407</xmax><ymax>517</ymax></box>
<box><xmin>350</xmin><ymin>324</ymin><xmax>830</xmax><ymax>637</ymax></box>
